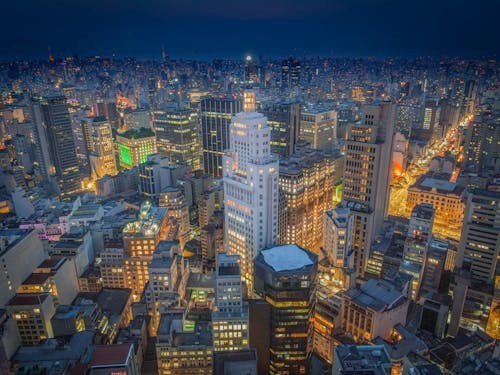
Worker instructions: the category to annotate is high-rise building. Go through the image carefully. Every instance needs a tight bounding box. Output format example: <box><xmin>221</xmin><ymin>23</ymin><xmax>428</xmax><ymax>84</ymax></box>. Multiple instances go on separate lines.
<box><xmin>281</xmin><ymin>58</ymin><xmax>301</xmax><ymax>89</ymax></box>
<box><xmin>422</xmin><ymin>100</ymin><xmax>441</xmax><ymax>140</ymax></box>
<box><xmin>123</xmin><ymin>202</ymin><xmax>169</xmax><ymax>298</ymax></box>
<box><xmin>154</xmin><ymin>109</ymin><xmax>201</xmax><ymax>170</ymax></box>
<box><xmin>464</xmin><ymin>112</ymin><xmax>500</xmax><ymax>174</ymax></box>
<box><xmin>212</xmin><ymin>253</ymin><xmax>249</xmax><ymax>352</ymax></box>
<box><xmin>82</xmin><ymin>116</ymin><xmax>117</xmax><ymax>180</ymax></box>
<box><xmin>322</xmin><ymin>206</ymin><xmax>354</xmax><ymax>285</ymax></box>
<box><xmin>223</xmin><ymin>91</ymin><xmax>279</xmax><ymax>292</ymax></box>
<box><xmin>342</xmin><ymin>102</ymin><xmax>395</xmax><ymax>278</ymax></box>
<box><xmin>399</xmin><ymin>203</ymin><xmax>435</xmax><ymax>300</ymax></box>
<box><xmin>278</xmin><ymin>141</ymin><xmax>337</xmax><ymax>253</ymax></box>
<box><xmin>31</xmin><ymin>96</ymin><xmax>81</xmax><ymax>198</ymax></box>
<box><xmin>456</xmin><ymin>190</ymin><xmax>500</xmax><ymax>285</ymax></box>
<box><xmin>254</xmin><ymin>244</ymin><xmax>317</xmax><ymax>375</ymax></box>
<box><xmin>260</xmin><ymin>101</ymin><xmax>300</xmax><ymax>159</ymax></box>
<box><xmin>299</xmin><ymin>108</ymin><xmax>337</xmax><ymax>151</ymax></box>
<box><xmin>116</xmin><ymin>128</ymin><xmax>157</xmax><ymax>169</ymax></box>
<box><xmin>200</xmin><ymin>96</ymin><xmax>242</xmax><ymax>177</ymax></box>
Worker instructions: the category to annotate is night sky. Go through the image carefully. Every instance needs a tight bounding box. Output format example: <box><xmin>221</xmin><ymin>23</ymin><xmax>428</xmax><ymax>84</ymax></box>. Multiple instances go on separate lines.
<box><xmin>2</xmin><ymin>0</ymin><xmax>499</xmax><ymax>60</ymax></box>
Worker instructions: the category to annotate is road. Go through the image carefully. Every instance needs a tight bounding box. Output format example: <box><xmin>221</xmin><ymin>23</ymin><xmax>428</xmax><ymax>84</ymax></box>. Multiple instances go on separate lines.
<box><xmin>388</xmin><ymin>115</ymin><xmax>471</xmax><ymax>218</ymax></box>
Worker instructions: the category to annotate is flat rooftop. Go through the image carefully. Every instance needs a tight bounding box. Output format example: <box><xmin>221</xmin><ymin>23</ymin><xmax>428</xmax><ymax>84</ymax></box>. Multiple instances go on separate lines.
<box><xmin>90</xmin><ymin>343</ymin><xmax>132</xmax><ymax>367</ymax></box>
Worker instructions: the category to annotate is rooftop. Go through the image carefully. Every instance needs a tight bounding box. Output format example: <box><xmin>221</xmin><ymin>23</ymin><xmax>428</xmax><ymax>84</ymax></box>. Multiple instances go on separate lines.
<box><xmin>345</xmin><ymin>279</ymin><xmax>406</xmax><ymax>312</ymax></box>
<box><xmin>335</xmin><ymin>345</ymin><xmax>392</xmax><ymax>375</ymax></box>
<box><xmin>8</xmin><ymin>293</ymin><xmax>49</xmax><ymax>306</ymax></box>
<box><xmin>90</xmin><ymin>343</ymin><xmax>133</xmax><ymax>367</ymax></box>
<box><xmin>22</xmin><ymin>272</ymin><xmax>51</xmax><ymax>285</ymax></box>
<box><xmin>117</xmin><ymin>127</ymin><xmax>155</xmax><ymax>139</ymax></box>
<box><xmin>260</xmin><ymin>244</ymin><xmax>316</xmax><ymax>272</ymax></box>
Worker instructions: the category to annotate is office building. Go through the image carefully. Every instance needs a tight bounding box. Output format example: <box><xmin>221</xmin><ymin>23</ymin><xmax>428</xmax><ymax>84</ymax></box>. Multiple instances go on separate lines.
<box><xmin>82</xmin><ymin>116</ymin><xmax>118</xmax><ymax>179</ymax></box>
<box><xmin>278</xmin><ymin>141</ymin><xmax>337</xmax><ymax>253</ymax></box>
<box><xmin>154</xmin><ymin>109</ymin><xmax>201</xmax><ymax>170</ymax></box>
<box><xmin>212</xmin><ymin>253</ymin><xmax>249</xmax><ymax>352</ymax></box>
<box><xmin>200</xmin><ymin>96</ymin><xmax>242</xmax><ymax>177</ymax></box>
<box><xmin>223</xmin><ymin>91</ymin><xmax>279</xmax><ymax>293</ymax></box>
<box><xmin>31</xmin><ymin>96</ymin><xmax>81</xmax><ymax>198</ymax></box>
<box><xmin>261</xmin><ymin>101</ymin><xmax>300</xmax><ymax>158</ymax></box>
<box><xmin>299</xmin><ymin>108</ymin><xmax>337</xmax><ymax>151</ymax></box>
<box><xmin>116</xmin><ymin>127</ymin><xmax>157</xmax><ymax>169</ymax></box>
<box><xmin>254</xmin><ymin>244</ymin><xmax>317</xmax><ymax>375</ymax></box>
<box><xmin>456</xmin><ymin>190</ymin><xmax>500</xmax><ymax>285</ymax></box>
<box><xmin>342</xmin><ymin>102</ymin><xmax>396</xmax><ymax>278</ymax></box>
<box><xmin>399</xmin><ymin>204</ymin><xmax>435</xmax><ymax>300</ymax></box>
<box><xmin>123</xmin><ymin>202</ymin><xmax>169</xmax><ymax>298</ymax></box>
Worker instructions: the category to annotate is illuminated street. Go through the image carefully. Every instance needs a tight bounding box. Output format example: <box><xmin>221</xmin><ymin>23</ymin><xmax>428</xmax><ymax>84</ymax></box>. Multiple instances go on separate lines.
<box><xmin>388</xmin><ymin>115</ymin><xmax>472</xmax><ymax>218</ymax></box>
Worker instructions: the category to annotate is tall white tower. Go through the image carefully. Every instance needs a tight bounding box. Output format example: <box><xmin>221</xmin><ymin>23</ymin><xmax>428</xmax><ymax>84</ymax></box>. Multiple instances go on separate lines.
<box><xmin>223</xmin><ymin>91</ymin><xmax>279</xmax><ymax>293</ymax></box>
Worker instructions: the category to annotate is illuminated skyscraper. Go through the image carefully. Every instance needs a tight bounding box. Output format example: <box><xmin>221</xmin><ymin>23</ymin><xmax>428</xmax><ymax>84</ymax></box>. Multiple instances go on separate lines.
<box><xmin>254</xmin><ymin>244</ymin><xmax>317</xmax><ymax>375</ymax></box>
<box><xmin>154</xmin><ymin>109</ymin><xmax>201</xmax><ymax>170</ymax></box>
<box><xmin>200</xmin><ymin>96</ymin><xmax>242</xmax><ymax>177</ymax></box>
<box><xmin>278</xmin><ymin>141</ymin><xmax>337</xmax><ymax>253</ymax></box>
<box><xmin>31</xmin><ymin>95</ymin><xmax>81</xmax><ymax>198</ymax></box>
<box><xmin>342</xmin><ymin>102</ymin><xmax>395</xmax><ymax>278</ymax></box>
<box><xmin>223</xmin><ymin>91</ymin><xmax>279</xmax><ymax>293</ymax></box>
<box><xmin>116</xmin><ymin>127</ymin><xmax>157</xmax><ymax>169</ymax></box>
<box><xmin>82</xmin><ymin>116</ymin><xmax>117</xmax><ymax>179</ymax></box>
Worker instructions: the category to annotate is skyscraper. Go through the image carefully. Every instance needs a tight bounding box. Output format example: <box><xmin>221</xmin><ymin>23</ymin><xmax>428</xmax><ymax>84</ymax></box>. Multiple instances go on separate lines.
<box><xmin>223</xmin><ymin>91</ymin><xmax>279</xmax><ymax>293</ymax></box>
<box><xmin>342</xmin><ymin>102</ymin><xmax>395</xmax><ymax>278</ymax></box>
<box><xmin>154</xmin><ymin>109</ymin><xmax>201</xmax><ymax>170</ymax></box>
<box><xmin>32</xmin><ymin>95</ymin><xmax>81</xmax><ymax>198</ymax></box>
<box><xmin>82</xmin><ymin>116</ymin><xmax>117</xmax><ymax>180</ymax></box>
<box><xmin>254</xmin><ymin>244</ymin><xmax>317</xmax><ymax>375</ymax></box>
<box><xmin>456</xmin><ymin>190</ymin><xmax>500</xmax><ymax>285</ymax></box>
<box><xmin>278</xmin><ymin>141</ymin><xmax>337</xmax><ymax>253</ymax></box>
<box><xmin>281</xmin><ymin>58</ymin><xmax>301</xmax><ymax>89</ymax></box>
<box><xmin>261</xmin><ymin>101</ymin><xmax>301</xmax><ymax>159</ymax></box>
<box><xmin>200</xmin><ymin>96</ymin><xmax>242</xmax><ymax>177</ymax></box>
